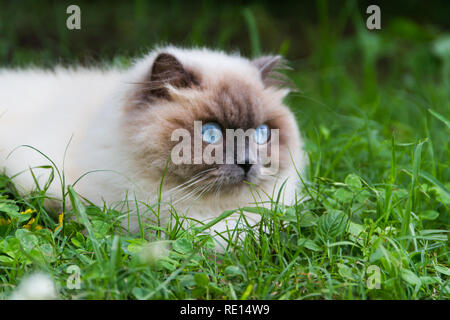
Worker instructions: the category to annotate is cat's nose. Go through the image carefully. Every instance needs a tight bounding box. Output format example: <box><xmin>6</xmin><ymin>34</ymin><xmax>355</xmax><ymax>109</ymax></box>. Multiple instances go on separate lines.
<box><xmin>233</xmin><ymin>137</ymin><xmax>253</xmax><ymax>174</ymax></box>
<box><xmin>238</xmin><ymin>162</ymin><xmax>252</xmax><ymax>174</ymax></box>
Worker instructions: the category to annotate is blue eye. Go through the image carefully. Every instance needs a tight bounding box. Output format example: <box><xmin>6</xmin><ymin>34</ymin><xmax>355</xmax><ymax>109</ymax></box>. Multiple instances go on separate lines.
<box><xmin>202</xmin><ymin>122</ymin><xmax>222</xmax><ymax>144</ymax></box>
<box><xmin>254</xmin><ymin>124</ymin><xmax>270</xmax><ymax>144</ymax></box>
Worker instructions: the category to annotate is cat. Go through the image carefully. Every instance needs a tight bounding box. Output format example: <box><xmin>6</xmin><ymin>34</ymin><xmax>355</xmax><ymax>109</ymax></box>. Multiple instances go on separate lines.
<box><xmin>0</xmin><ymin>46</ymin><xmax>308</xmax><ymax>249</ymax></box>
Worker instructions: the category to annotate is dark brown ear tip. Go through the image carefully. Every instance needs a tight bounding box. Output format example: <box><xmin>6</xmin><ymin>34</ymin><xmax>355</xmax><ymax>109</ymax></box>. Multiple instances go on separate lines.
<box><xmin>277</xmin><ymin>57</ymin><xmax>293</xmax><ymax>71</ymax></box>
<box><xmin>252</xmin><ymin>55</ymin><xmax>279</xmax><ymax>70</ymax></box>
<box><xmin>154</xmin><ymin>52</ymin><xmax>177</xmax><ymax>61</ymax></box>
<box><xmin>140</xmin><ymin>51</ymin><xmax>199</xmax><ymax>100</ymax></box>
<box><xmin>153</xmin><ymin>53</ymin><xmax>182</xmax><ymax>66</ymax></box>
<box><xmin>252</xmin><ymin>54</ymin><xmax>295</xmax><ymax>89</ymax></box>
<box><xmin>152</xmin><ymin>53</ymin><xmax>184</xmax><ymax>74</ymax></box>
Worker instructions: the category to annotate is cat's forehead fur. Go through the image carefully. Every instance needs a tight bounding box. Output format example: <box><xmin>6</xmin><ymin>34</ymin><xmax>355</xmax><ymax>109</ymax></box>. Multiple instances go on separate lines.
<box><xmin>126</xmin><ymin>46</ymin><xmax>289</xmax><ymax>129</ymax></box>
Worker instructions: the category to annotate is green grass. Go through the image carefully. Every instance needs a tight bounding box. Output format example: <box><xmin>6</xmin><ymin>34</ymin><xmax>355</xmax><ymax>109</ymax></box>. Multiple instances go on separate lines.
<box><xmin>0</xmin><ymin>1</ymin><xmax>449</xmax><ymax>300</ymax></box>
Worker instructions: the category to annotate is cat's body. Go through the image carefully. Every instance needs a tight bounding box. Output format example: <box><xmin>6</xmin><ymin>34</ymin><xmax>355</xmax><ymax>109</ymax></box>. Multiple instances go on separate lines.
<box><xmin>0</xmin><ymin>47</ymin><xmax>307</xmax><ymax>246</ymax></box>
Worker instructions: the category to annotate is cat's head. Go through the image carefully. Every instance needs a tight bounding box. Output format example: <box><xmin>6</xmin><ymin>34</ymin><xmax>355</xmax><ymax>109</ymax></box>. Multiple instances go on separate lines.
<box><xmin>121</xmin><ymin>47</ymin><xmax>303</xmax><ymax>197</ymax></box>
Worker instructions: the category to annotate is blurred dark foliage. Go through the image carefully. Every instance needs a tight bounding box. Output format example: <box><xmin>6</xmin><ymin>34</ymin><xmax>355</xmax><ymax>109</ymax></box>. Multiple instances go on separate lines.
<box><xmin>0</xmin><ymin>0</ymin><xmax>449</xmax><ymax>67</ymax></box>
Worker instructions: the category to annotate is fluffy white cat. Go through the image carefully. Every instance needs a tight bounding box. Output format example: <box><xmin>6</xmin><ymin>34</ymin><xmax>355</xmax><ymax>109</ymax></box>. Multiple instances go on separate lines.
<box><xmin>0</xmin><ymin>46</ymin><xmax>307</xmax><ymax>248</ymax></box>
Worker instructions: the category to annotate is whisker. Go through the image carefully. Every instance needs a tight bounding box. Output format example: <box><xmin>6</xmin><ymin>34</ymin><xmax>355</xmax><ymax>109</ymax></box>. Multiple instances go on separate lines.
<box><xmin>163</xmin><ymin>168</ymin><xmax>217</xmax><ymax>198</ymax></box>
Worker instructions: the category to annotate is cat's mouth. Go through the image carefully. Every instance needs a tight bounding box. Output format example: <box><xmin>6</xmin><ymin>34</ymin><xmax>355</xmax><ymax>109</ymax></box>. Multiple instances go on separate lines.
<box><xmin>169</xmin><ymin>164</ymin><xmax>262</xmax><ymax>198</ymax></box>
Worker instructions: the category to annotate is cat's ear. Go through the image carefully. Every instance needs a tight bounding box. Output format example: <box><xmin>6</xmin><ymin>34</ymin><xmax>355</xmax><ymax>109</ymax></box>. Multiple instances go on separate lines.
<box><xmin>147</xmin><ymin>53</ymin><xmax>199</xmax><ymax>99</ymax></box>
<box><xmin>252</xmin><ymin>55</ymin><xmax>295</xmax><ymax>90</ymax></box>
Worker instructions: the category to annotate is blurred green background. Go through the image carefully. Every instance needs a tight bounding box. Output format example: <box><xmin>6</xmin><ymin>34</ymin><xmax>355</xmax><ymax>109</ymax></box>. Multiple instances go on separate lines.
<box><xmin>1</xmin><ymin>0</ymin><xmax>449</xmax><ymax>65</ymax></box>
<box><xmin>0</xmin><ymin>0</ymin><xmax>449</xmax><ymax>184</ymax></box>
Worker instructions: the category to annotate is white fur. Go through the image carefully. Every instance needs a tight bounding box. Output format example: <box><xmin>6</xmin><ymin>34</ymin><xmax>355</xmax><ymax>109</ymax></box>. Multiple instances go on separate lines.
<box><xmin>0</xmin><ymin>47</ymin><xmax>307</xmax><ymax>247</ymax></box>
<box><xmin>10</xmin><ymin>273</ymin><xmax>57</xmax><ymax>300</ymax></box>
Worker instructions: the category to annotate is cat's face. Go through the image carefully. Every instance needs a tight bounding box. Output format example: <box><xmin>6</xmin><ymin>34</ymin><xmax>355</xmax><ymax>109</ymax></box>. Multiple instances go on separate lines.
<box><xmin>122</xmin><ymin>48</ymin><xmax>301</xmax><ymax>196</ymax></box>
